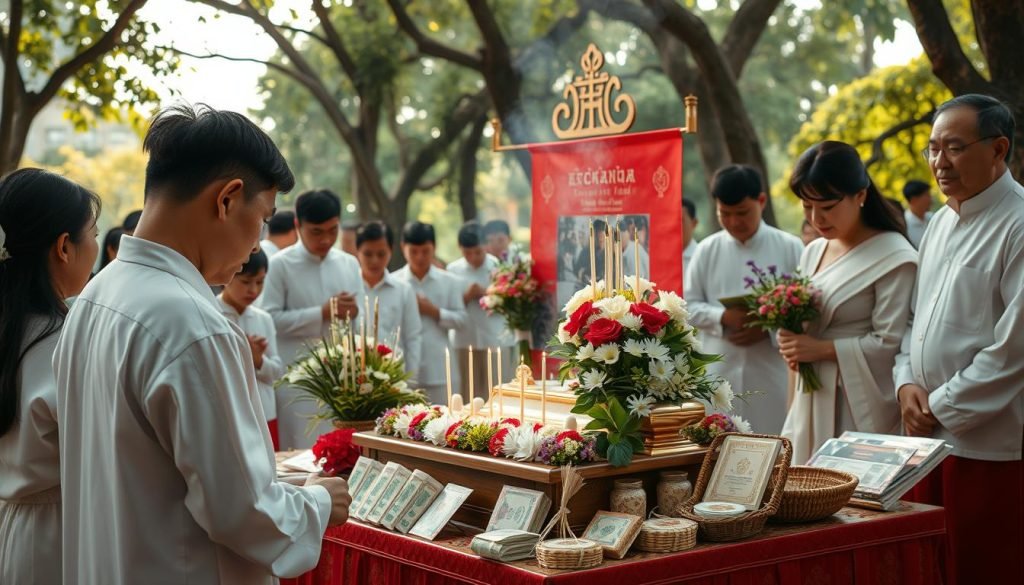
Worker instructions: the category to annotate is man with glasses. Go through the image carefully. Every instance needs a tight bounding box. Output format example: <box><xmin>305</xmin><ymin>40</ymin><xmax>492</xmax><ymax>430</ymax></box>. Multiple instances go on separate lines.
<box><xmin>895</xmin><ymin>94</ymin><xmax>1023</xmax><ymax>584</ymax></box>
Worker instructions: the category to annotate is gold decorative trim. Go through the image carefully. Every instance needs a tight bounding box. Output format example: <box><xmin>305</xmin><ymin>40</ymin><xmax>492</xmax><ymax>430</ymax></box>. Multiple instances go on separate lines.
<box><xmin>551</xmin><ymin>43</ymin><xmax>636</xmax><ymax>139</ymax></box>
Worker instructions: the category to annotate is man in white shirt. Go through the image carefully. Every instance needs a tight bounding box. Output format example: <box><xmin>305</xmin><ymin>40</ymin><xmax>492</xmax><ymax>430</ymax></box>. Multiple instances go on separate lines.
<box><xmin>681</xmin><ymin>198</ymin><xmax>700</xmax><ymax>291</ymax></box>
<box><xmin>447</xmin><ymin>221</ymin><xmax>511</xmax><ymax>403</ymax></box>
<box><xmin>258</xmin><ymin>189</ymin><xmax>363</xmax><ymax>449</ymax></box>
<box><xmin>217</xmin><ymin>249</ymin><xmax>285</xmax><ymax>450</ymax></box>
<box><xmin>483</xmin><ymin>219</ymin><xmax>514</xmax><ymax>261</ymax></box>
<box><xmin>393</xmin><ymin>221</ymin><xmax>467</xmax><ymax>406</ymax></box>
<box><xmin>259</xmin><ymin>209</ymin><xmax>297</xmax><ymax>257</ymax></box>
<box><xmin>894</xmin><ymin>94</ymin><xmax>1023</xmax><ymax>585</ymax></box>
<box><xmin>355</xmin><ymin>220</ymin><xmax>422</xmax><ymax>376</ymax></box>
<box><xmin>53</xmin><ymin>104</ymin><xmax>349</xmax><ymax>585</ymax></box>
<box><xmin>685</xmin><ymin>165</ymin><xmax>803</xmax><ymax>434</ymax></box>
<box><xmin>901</xmin><ymin>180</ymin><xmax>933</xmax><ymax>248</ymax></box>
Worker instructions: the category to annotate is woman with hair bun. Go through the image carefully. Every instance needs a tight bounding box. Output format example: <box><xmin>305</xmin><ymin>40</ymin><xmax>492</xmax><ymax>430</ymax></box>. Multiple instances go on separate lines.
<box><xmin>0</xmin><ymin>168</ymin><xmax>100</xmax><ymax>583</ymax></box>
<box><xmin>779</xmin><ymin>141</ymin><xmax>918</xmax><ymax>463</ymax></box>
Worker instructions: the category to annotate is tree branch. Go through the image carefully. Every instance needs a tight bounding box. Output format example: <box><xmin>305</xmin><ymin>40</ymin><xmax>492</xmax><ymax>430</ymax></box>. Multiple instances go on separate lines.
<box><xmin>385</xmin><ymin>0</ymin><xmax>483</xmax><ymax>71</ymax></box>
<box><xmin>905</xmin><ymin>0</ymin><xmax>989</xmax><ymax>95</ymax></box>
<box><xmin>276</xmin><ymin>23</ymin><xmax>331</xmax><ymax>50</ymax></box>
<box><xmin>863</xmin><ymin>109</ymin><xmax>935</xmax><ymax>168</ymax></box>
<box><xmin>33</xmin><ymin>0</ymin><xmax>149</xmax><ymax>109</ymax></box>
<box><xmin>720</xmin><ymin>0</ymin><xmax>783</xmax><ymax>77</ymax></box>
<box><xmin>309</xmin><ymin>0</ymin><xmax>361</xmax><ymax>84</ymax></box>
<box><xmin>160</xmin><ymin>46</ymin><xmax>321</xmax><ymax>90</ymax></box>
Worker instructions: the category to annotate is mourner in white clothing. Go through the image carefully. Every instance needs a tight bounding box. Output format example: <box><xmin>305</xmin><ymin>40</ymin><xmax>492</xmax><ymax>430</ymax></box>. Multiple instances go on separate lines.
<box><xmin>259</xmin><ymin>209</ymin><xmax>297</xmax><ymax>257</ymax></box>
<box><xmin>447</xmin><ymin>221</ymin><xmax>512</xmax><ymax>399</ymax></box>
<box><xmin>901</xmin><ymin>180</ymin><xmax>934</xmax><ymax>248</ymax></box>
<box><xmin>355</xmin><ymin>220</ymin><xmax>422</xmax><ymax>376</ymax></box>
<box><xmin>483</xmin><ymin>219</ymin><xmax>514</xmax><ymax>261</ymax></box>
<box><xmin>681</xmin><ymin>198</ymin><xmax>700</xmax><ymax>291</ymax></box>
<box><xmin>778</xmin><ymin>141</ymin><xmax>917</xmax><ymax>464</ymax></box>
<box><xmin>894</xmin><ymin>95</ymin><xmax>1023</xmax><ymax>585</ymax></box>
<box><xmin>0</xmin><ymin>170</ymin><xmax>100</xmax><ymax>584</ymax></box>
<box><xmin>685</xmin><ymin>165</ymin><xmax>803</xmax><ymax>434</ymax></box>
<box><xmin>217</xmin><ymin>249</ymin><xmax>285</xmax><ymax>450</ymax></box>
<box><xmin>259</xmin><ymin>189</ymin><xmax>363</xmax><ymax>449</ymax></box>
<box><xmin>393</xmin><ymin>221</ymin><xmax>467</xmax><ymax>405</ymax></box>
<box><xmin>53</xmin><ymin>105</ymin><xmax>350</xmax><ymax>585</ymax></box>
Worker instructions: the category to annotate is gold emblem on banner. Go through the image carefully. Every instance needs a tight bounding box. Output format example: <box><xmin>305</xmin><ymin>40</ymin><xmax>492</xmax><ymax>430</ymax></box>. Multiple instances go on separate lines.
<box><xmin>551</xmin><ymin>43</ymin><xmax>636</xmax><ymax>139</ymax></box>
<box><xmin>541</xmin><ymin>175</ymin><xmax>555</xmax><ymax>204</ymax></box>
<box><xmin>653</xmin><ymin>166</ymin><xmax>670</xmax><ymax>198</ymax></box>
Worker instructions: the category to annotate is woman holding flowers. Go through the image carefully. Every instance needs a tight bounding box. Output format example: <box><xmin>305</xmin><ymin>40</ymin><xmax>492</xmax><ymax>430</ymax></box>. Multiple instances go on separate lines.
<box><xmin>781</xmin><ymin>141</ymin><xmax>918</xmax><ymax>463</ymax></box>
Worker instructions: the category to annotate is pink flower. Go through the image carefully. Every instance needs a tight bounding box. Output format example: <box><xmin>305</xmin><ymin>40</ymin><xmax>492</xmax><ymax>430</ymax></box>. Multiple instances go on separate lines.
<box><xmin>759</xmin><ymin>305</ymin><xmax>769</xmax><ymax>315</ymax></box>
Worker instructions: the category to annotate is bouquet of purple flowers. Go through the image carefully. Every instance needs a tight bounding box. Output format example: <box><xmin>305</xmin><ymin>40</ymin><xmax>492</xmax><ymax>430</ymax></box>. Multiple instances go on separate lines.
<box><xmin>743</xmin><ymin>261</ymin><xmax>822</xmax><ymax>392</ymax></box>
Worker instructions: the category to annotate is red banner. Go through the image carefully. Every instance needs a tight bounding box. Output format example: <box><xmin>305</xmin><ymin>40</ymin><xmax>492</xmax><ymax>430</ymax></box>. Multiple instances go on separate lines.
<box><xmin>529</xmin><ymin>129</ymin><xmax>684</xmax><ymax>327</ymax></box>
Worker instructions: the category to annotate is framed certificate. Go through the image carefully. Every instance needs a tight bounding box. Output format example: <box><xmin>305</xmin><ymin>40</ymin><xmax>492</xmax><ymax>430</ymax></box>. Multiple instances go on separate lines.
<box><xmin>703</xmin><ymin>435</ymin><xmax>782</xmax><ymax>511</ymax></box>
<box><xmin>582</xmin><ymin>510</ymin><xmax>643</xmax><ymax>559</ymax></box>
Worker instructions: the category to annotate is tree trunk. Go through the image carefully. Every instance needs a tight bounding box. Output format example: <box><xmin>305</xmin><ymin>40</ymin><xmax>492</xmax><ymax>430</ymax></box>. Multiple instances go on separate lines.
<box><xmin>457</xmin><ymin>114</ymin><xmax>487</xmax><ymax>222</ymax></box>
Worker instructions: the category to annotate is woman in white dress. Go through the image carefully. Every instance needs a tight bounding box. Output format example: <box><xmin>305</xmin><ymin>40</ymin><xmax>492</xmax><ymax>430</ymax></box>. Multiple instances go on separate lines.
<box><xmin>778</xmin><ymin>141</ymin><xmax>918</xmax><ymax>464</ymax></box>
<box><xmin>0</xmin><ymin>169</ymin><xmax>100</xmax><ymax>583</ymax></box>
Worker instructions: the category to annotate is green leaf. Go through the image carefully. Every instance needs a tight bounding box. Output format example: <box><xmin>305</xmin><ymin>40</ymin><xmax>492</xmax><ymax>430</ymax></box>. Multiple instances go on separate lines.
<box><xmin>585</xmin><ymin>404</ymin><xmax>612</xmax><ymax>424</ymax></box>
<box><xmin>595</xmin><ymin>432</ymin><xmax>610</xmax><ymax>458</ymax></box>
<box><xmin>608</xmin><ymin>442</ymin><xmax>634</xmax><ymax>467</ymax></box>
<box><xmin>583</xmin><ymin>419</ymin><xmax>607</xmax><ymax>431</ymax></box>
<box><xmin>625</xmin><ymin>434</ymin><xmax>645</xmax><ymax>453</ymax></box>
<box><xmin>607</xmin><ymin>397</ymin><xmax>629</xmax><ymax>427</ymax></box>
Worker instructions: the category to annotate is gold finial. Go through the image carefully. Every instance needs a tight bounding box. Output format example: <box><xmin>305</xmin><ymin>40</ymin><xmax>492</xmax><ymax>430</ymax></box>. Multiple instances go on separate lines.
<box><xmin>551</xmin><ymin>43</ymin><xmax>636</xmax><ymax>139</ymax></box>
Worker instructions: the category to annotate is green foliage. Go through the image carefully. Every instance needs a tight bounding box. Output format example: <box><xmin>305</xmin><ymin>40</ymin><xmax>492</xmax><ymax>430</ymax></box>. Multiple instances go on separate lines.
<box><xmin>583</xmin><ymin>397</ymin><xmax>643</xmax><ymax>467</ymax></box>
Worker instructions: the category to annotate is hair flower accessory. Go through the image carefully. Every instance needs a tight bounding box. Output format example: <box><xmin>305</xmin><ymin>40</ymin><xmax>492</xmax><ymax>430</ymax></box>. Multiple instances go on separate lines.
<box><xmin>0</xmin><ymin>224</ymin><xmax>10</xmax><ymax>262</ymax></box>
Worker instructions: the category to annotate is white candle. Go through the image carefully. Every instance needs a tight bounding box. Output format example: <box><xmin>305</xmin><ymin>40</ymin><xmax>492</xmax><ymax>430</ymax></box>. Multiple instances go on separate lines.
<box><xmin>468</xmin><ymin>345</ymin><xmax>475</xmax><ymax>407</ymax></box>
<box><xmin>541</xmin><ymin>351</ymin><xmax>547</xmax><ymax>425</ymax></box>
<box><xmin>445</xmin><ymin>347</ymin><xmax>453</xmax><ymax>411</ymax></box>
<box><xmin>519</xmin><ymin>357</ymin><xmax>526</xmax><ymax>422</ymax></box>
<box><xmin>564</xmin><ymin>415</ymin><xmax>578</xmax><ymax>431</ymax></box>
<box><xmin>487</xmin><ymin>348</ymin><xmax>494</xmax><ymax>418</ymax></box>
<box><xmin>589</xmin><ymin>221</ymin><xmax>597</xmax><ymax>299</ymax></box>
<box><xmin>634</xmin><ymin>226</ymin><xmax>641</xmax><ymax>298</ymax></box>
<box><xmin>451</xmin><ymin>394</ymin><xmax>464</xmax><ymax>416</ymax></box>
<box><xmin>497</xmin><ymin>347</ymin><xmax>503</xmax><ymax>418</ymax></box>
<box><xmin>472</xmin><ymin>397</ymin><xmax>485</xmax><ymax>418</ymax></box>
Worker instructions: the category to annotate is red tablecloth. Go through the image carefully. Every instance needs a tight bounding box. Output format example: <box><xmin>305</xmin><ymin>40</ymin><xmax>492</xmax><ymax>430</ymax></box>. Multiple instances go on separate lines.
<box><xmin>282</xmin><ymin>502</ymin><xmax>944</xmax><ymax>585</ymax></box>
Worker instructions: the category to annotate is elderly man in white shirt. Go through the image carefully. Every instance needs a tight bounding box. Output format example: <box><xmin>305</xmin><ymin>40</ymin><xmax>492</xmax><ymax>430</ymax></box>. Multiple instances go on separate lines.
<box><xmin>355</xmin><ymin>220</ymin><xmax>422</xmax><ymax>376</ymax></box>
<box><xmin>447</xmin><ymin>221</ymin><xmax>511</xmax><ymax>402</ymax></box>
<box><xmin>894</xmin><ymin>94</ymin><xmax>1023</xmax><ymax>585</ymax></box>
<box><xmin>900</xmin><ymin>180</ymin><xmax>933</xmax><ymax>248</ymax></box>
<box><xmin>685</xmin><ymin>165</ymin><xmax>803</xmax><ymax>435</ymax></box>
<box><xmin>394</xmin><ymin>221</ymin><xmax>467</xmax><ymax>406</ymax></box>
<box><xmin>258</xmin><ymin>189</ymin><xmax>363</xmax><ymax>449</ymax></box>
<box><xmin>53</xmin><ymin>105</ymin><xmax>349</xmax><ymax>585</ymax></box>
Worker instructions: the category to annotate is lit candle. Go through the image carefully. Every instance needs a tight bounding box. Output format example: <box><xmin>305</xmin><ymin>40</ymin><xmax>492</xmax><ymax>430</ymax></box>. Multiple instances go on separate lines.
<box><xmin>605</xmin><ymin>218</ymin><xmax>612</xmax><ymax>295</ymax></box>
<box><xmin>372</xmin><ymin>297</ymin><xmax>379</xmax><ymax>345</ymax></box>
<box><xmin>445</xmin><ymin>347</ymin><xmax>453</xmax><ymax>411</ymax></box>
<box><xmin>487</xmin><ymin>348</ymin><xmax>494</xmax><ymax>418</ymax></box>
<box><xmin>361</xmin><ymin>296</ymin><xmax>369</xmax><ymax>369</ymax></box>
<box><xmin>541</xmin><ymin>351</ymin><xmax>548</xmax><ymax>425</ymax></box>
<box><xmin>614</xmin><ymin>224</ymin><xmax>622</xmax><ymax>293</ymax></box>
<box><xmin>519</xmin><ymin>357</ymin><xmax>526</xmax><ymax>422</ymax></box>
<box><xmin>497</xmin><ymin>347</ymin><xmax>503</xmax><ymax>418</ymax></box>
<box><xmin>468</xmin><ymin>345</ymin><xmax>475</xmax><ymax>407</ymax></box>
<box><xmin>634</xmin><ymin>226</ymin><xmax>641</xmax><ymax>299</ymax></box>
<box><xmin>589</xmin><ymin>221</ymin><xmax>597</xmax><ymax>299</ymax></box>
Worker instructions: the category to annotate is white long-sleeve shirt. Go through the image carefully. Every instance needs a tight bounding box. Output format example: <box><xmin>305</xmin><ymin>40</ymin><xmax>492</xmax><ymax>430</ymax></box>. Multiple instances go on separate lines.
<box><xmin>216</xmin><ymin>296</ymin><xmax>285</xmax><ymax>421</ymax></box>
<box><xmin>894</xmin><ymin>170</ymin><xmax>1024</xmax><ymax>461</ymax></box>
<box><xmin>446</xmin><ymin>255</ymin><xmax>511</xmax><ymax>349</ymax></box>
<box><xmin>53</xmin><ymin>237</ymin><xmax>332</xmax><ymax>584</ymax></box>
<box><xmin>904</xmin><ymin>209</ymin><xmax>933</xmax><ymax>249</ymax></box>
<box><xmin>363</xmin><ymin>272</ymin><xmax>423</xmax><ymax>377</ymax></box>
<box><xmin>684</xmin><ymin>222</ymin><xmax>803</xmax><ymax>434</ymax></box>
<box><xmin>392</xmin><ymin>265</ymin><xmax>466</xmax><ymax>387</ymax></box>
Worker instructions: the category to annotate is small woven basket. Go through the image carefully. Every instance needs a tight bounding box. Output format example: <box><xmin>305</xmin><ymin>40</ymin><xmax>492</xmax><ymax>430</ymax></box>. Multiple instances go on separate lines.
<box><xmin>535</xmin><ymin>538</ymin><xmax>604</xmax><ymax>569</ymax></box>
<box><xmin>678</xmin><ymin>433</ymin><xmax>792</xmax><ymax>542</ymax></box>
<box><xmin>772</xmin><ymin>466</ymin><xmax>859</xmax><ymax>523</ymax></box>
<box><xmin>634</xmin><ymin>517</ymin><xmax>698</xmax><ymax>553</ymax></box>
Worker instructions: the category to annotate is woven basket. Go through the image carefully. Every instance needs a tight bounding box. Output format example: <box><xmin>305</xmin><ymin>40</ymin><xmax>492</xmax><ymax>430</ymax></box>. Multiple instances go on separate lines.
<box><xmin>535</xmin><ymin>538</ymin><xmax>604</xmax><ymax>569</ymax></box>
<box><xmin>634</xmin><ymin>518</ymin><xmax>697</xmax><ymax>553</ymax></box>
<box><xmin>772</xmin><ymin>466</ymin><xmax>859</xmax><ymax>523</ymax></box>
<box><xmin>677</xmin><ymin>433</ymin><xmax>792</xmax><ymax>542</ymax></box>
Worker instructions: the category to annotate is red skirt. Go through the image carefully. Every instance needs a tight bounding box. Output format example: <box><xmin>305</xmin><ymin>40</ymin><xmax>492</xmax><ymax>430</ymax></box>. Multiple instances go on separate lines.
<box><xmin>267</xmin><ymin>418</ymin><xmax>280</xmax><ymax>452</ymax></box>
<box><xmin>906</xmin><ymin>455</ymin><xmax>1023</xmax><ymax>585</ymax></box>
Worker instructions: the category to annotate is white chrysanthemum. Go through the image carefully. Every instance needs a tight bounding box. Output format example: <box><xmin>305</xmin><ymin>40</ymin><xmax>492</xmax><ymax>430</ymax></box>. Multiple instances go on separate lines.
<box><xmin>394</xmin><ymin>411</ymin><xmax>416</xmax><ymax>438</ymax></box>
<box><xmin>683</xmin><ymin>329</ymin><xmax>702</xmax><ymax>352</ymax></box>
<box><xmin>627</xmin><ymin>276</ymin><xmax>656</xmax><ymax>299</ymax></box>
<box><xmin>618</xmin><ymin>313</ymin><xmax>643</xmax><ymax>331</ymax></box>
<box><xmin>594</xmin><ymin>295</ymin><xmax>631</xmax><ymax>320</ymax></box>
<box><xmin>711</xmin><ymin>380</ymin><xmax>735</xmax><ymax>411</ymax></box>
<box><xmin>731</xmin><ymin>415</ymin><xmax>753</xmax><ymax>433</ymax></box>
<box><xmin>563</xmin><ymin>285</ymin><xmax>597</xmax><ymax>316</ymax></box>
<box><xmin>654</xmin><ymin>290</ymin><xmax>688</xmax><ymax>324</ymax></box>
<box><xmin>394</xmin><ymin>381</ymin><xmax>412</xmax><ymax>394</ymax></box>
<box><xmin>358</xmin><ymin>382</ymin><xmax>374</xmax><ymax>395</ymax></box>
<box><xmin>673</xmin><ymin>353</ymin><xmax>691</xmax><ymax>377</ymax></box>
<box><xmin>513</xmin><ymin>427</ymin><xmax>545</xmax><ymax>461</ymax></box>
<box><xmin>580</xmin><ymin>370</ymin><xmax>607</xmax><ymax>391</ymax></box>
<box><xmin>423</xmin><ymin>415</ymin><xmax>454</xmax><ymax>446</ymax></box>
<box><xmin>622</xmin><ymin>338</ymin><xmax>645</xmax><ymax>357</ymax></box>
<box><xmin>371</xmin><ymin>370</ymin><xmax>389</xmax><ymax>381</ymax></box>
<box><xmin>501</xmin><ymin>426</ymin><xmax>523</xmax><ymax>458</ymax></box>
<box><xmin>593</xmin><ymin>343</ymin><xmax>621</xmax><ymax>365</ymax></box>
<box><xmin>575</xmin><ymin>343</ymin><xmax>596</xmax><ymax>362</ymax></box>
<box><xmin>648</xmin><ymin>359</ymin><xmax>674</xmax><ymax>380</ymax></box>
<box><xmin>642</xmin><ymin>338</ymin><xmax>670</xmax><ymax>361</ymax></box>
<box><xmin>626</xmin><ymin>394</ymin><xmax>657</xmax><ymax>418</ymax></box>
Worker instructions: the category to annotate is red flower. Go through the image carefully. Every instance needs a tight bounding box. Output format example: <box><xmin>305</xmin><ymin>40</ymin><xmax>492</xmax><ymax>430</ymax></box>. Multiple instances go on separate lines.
<box><xmin>445</xmin><ymin>421</ymin><xmax>464</xmax><ymax>448</ymax></box>
<box><xmin>565</xmin><ymin>301</ymin><xmax>598</xmax><ymax>336</ymax></box>
<box><xmin>312</xmin><ymin>429</ymin><xmax>360</xmax><ymax>476</ymax></box>
<box><xmin>583</xmin><ymin>318</ymin><xmax>623</xmax><ymax>346</ymax></box>
<box><xmin>533</xmin><ymin>422</ymin><xmax>545</xmax><ymax>432</ymax></box>
<box><xmin>499</xmin><ymin>417</ymin><xmax>521</xmax><ymax>428</ymax></box>
<box><xmin>630</xmin><ymin>302</ymin><xmax>671</xmax><ymax>334</ymax></box>
<box><xmin>556</xmin><ymin>430</ymin><xmax>584</xmax><ymax>443</ymax></box>
<box><xmin>409</xmin><ymin>411</ymin><xmax>429</xmax><ymax>430</ymax></box>
<box><xmin>376</xmin><ymin>344</ymin><xmax>393</xmax><ymax>357</ymax></box>
<box><xmin>489</xmin><ymin>428</ymin><xmax>510</xmax><ymax>456</ymax></box>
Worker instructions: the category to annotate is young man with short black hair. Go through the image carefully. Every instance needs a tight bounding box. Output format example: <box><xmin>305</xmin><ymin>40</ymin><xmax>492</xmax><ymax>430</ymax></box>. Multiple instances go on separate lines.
<box><xmin>393</xmin><ymin>221</ymin><xmax>466</xmax><ymax>405</ymax></box>
<box><xmin>260</xmin><ymin>209</ymin><xmax>297</xmax><ymax>257</ymax></box>
<box><xmin>684</xmin><ymin>164</ymin><xmax>802</xmax><ymax>434</ymax></box>
<box><xmin>901</xmin><ymin>179</ymin><xmax>933</xmax><ymax>248</ymax></box>
<box><xmin>54</xmin><ymin>104</ymin><xmax>350</xmax><ymax>584</ymax></box>
<box><xmin>483</xmin><ymin>219</ymin><xmax>513</xmax><ymax>260</ymax></box>
<box><xmin>259</xmin><ymin>188</ymin><xmax>363</xmax><ymax>449</ymax></box>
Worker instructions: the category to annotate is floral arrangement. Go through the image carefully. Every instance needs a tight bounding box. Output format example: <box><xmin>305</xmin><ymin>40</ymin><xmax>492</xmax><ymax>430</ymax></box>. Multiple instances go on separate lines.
<box><xmin>281</xmin><ymin>322</ymin><xmax>427</xmax><ymax>424</ymax></box>
<box><xmin>679</xmin><ymin>414</ymin><xmax>753</xmax><ymax>446</ymax></box>
<box><xmin>743</xmin><ymin>261</ymin><xmax>822</xmax><ymax>392</ymax></box>
<box><xmin>312</xmin><ymin>428</ymin><xmax>361</xmax><ymax>475</ymax></box>
<box><xmin>480</xmin><ymin>252</ymin><xmax>545</xmax><ymax>365</ymax></box>
<box><xmin>374</xmin><ymin>407</ymin><xmax>598</xmax><ymax>466</ymax></box>
<box><xmin>548</xmin><ymin>277</ymin><xmax>732</xmax><ymax>467</ymax></box>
